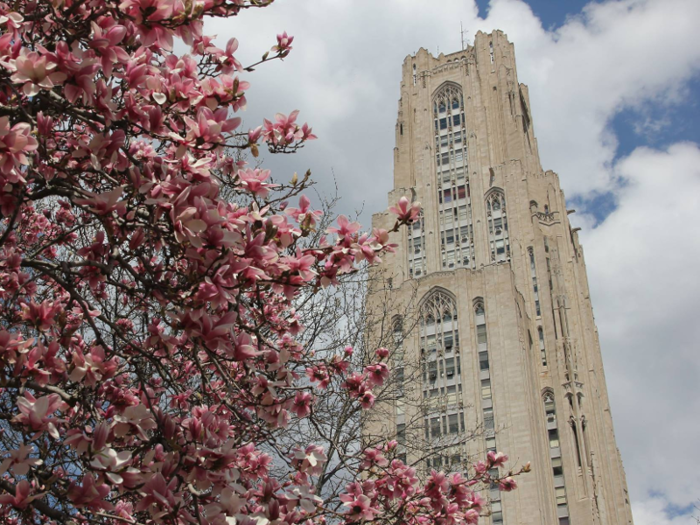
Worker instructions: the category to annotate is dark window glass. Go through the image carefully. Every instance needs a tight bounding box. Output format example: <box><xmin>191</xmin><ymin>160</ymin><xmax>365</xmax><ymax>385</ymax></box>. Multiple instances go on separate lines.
<box><xmin>449</xmin><ymin>414</ymin><xmax>459</xmax><ymax>434</ymax></box>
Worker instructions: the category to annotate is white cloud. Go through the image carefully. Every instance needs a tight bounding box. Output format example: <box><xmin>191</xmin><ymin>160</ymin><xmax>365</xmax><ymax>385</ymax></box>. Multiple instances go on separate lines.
<box><xmin>580</xmin><ymin>142</ymin><xmax>700</xmax><ymax>511</ymax></box>
<box><xmin>203</xmin><ymin>1</ymin><xmax>700</xmax><ymax>521</ymax></box>
<box><xmin>633</xmin><ymin>496</ymin><xmax>697</xmax><ymax>525</ymax></box>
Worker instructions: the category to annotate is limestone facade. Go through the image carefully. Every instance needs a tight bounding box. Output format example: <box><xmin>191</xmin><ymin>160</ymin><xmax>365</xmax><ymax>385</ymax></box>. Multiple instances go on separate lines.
<box><xmin>365</xmin><ymin>31</ymin><xmax>633</xmax><ymax>525</ymax></box>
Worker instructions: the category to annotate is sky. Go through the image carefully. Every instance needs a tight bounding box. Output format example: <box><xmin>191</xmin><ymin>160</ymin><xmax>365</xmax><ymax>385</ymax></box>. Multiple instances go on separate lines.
<box><xmin>203</xmin><ymin>1</ymin><xmax>700</xmax><ymax>523</ymax></box>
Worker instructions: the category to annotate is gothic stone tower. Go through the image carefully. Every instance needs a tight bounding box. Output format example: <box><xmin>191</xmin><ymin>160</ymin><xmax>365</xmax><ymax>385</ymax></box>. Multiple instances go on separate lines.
<box><xmin>365</xmin><ymin>31</ymin><xmax>633</xmax><ymax>525</ymax></box>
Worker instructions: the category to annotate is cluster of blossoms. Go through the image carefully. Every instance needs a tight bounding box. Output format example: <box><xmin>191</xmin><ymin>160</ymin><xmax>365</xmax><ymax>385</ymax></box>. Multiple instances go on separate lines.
<box><xmin>0</xmin><ymin>0</ymin><xmax>519</xmax><ymax>524</ymax></box>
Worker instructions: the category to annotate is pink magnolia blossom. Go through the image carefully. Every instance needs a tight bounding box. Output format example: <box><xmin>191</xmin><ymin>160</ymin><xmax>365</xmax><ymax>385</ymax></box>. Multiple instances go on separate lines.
<box><xmin>389</xmin><ymin>195</ymin><xmax>422</xmax><ymax>223</ymax></box>
<box><xmin>0</xmin><ymin>480</ymin><xmax>40</xmax><ymax>510</ymax></box>
<box><xmin>358</xmin><ymin>389</ymin><xmax>376</xmax><ymax>409</ymax></box>
<box><xmin>375</xmin><ymin>346</ymin><xmax>389</xmax><ymax>359</ymax></box>
<box><xmin>340</xmin><ymin>494</ymin><xmax>377</xmax><ymax>521</ymax></box>
<box><xmin>15</xmin><ymin>392</ymin><xmax>64</xmax><ymax>438</ymax></box>
<box><xmin>285</xmin><ymin>195</ymin><xmax>323</xmax><ymax>230</ymax></box>
<box><xmin>291</xmin><ymin>391</ymin><xmax>314</xmax><ymax>418</ymax></box>
<box><xmin>487</xmin><ymin>450</ymin><xmax>509</xmax><ymax>468</ymax></box>
<box><xmin>0</xmin><ymin>117</ymin><xmax>38</xmax><ymax>181</ymax></box>
<box><xmin>10</xmin><ymin>50</ymin><xmax>67</xmax><ymax>95</ymax></box>
<box><xmin>272</xmin><ymin>31</ymin><xmax>294</xmax><ymax>56</ymax></box>
<box><xmin>364</xmin><ymin>362</ymin><xmax>389</xmax><ymax>387</ymax></box>
<box><xmin>0</xmin><ymin>444</ymin><xmax>43</xmax><ymax>476</ymax></box>
<box><xmin>498</xmin><ymin>477</ymin><xmax>518</xmax><ymax>491</ymax></box>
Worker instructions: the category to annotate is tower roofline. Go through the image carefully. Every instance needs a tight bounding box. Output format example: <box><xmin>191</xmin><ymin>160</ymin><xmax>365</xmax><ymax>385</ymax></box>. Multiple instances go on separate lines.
<box><xmin>403</xmin><ymin>29</ymin><xmax>512</xmax><ymax>64</ymax></box>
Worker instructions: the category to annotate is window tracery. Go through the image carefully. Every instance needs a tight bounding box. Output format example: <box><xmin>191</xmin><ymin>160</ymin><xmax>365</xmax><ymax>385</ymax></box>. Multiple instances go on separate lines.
<box><xmin>418</xmin><ymin>289</ymin><xmax>465</xmax><ymax>470</ymax></box>
<box><xmin>433</xmin><ymin>82</ymin><xmax>475</xmax><ymax>270</ymax></box>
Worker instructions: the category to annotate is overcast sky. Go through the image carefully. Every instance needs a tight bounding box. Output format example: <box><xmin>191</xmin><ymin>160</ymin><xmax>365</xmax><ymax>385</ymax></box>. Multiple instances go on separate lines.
<box><xmin>204</xmin><ymin>1</ymin><xmax>700</xmax><ymax>523</ymax></box>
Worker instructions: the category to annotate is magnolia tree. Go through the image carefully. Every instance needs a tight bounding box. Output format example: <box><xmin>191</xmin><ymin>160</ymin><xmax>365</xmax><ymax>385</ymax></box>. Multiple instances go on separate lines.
<box><xmin>0</xmin><ymin>1</ymin><xmax>525</xmax><ymax>524</ymax></box>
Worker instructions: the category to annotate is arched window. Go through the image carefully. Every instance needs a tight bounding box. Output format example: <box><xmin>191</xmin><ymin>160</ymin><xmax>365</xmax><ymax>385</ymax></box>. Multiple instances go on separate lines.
<box><xmin>420</xmin><ymin>290</ymin><xmax>459</xmax><ymax>364</ymax></box>
<box><xmin>419</xmin><ymin>290</ymin><xmax>464</xmax><ymax>460</ymax></box>
<box><xmin>432</xmin><ymin>82</ymin><xmax>474</xmax><ymax>270</ymax></box>
<box><xmin>486</xmin><ymin>190</ymin><xmax>510</xmax><ymax>263</ymax></box>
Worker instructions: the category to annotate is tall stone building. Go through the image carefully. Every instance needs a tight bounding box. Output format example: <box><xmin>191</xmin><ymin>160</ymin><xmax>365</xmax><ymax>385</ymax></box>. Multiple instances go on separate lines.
<box><xmin>365</xmin><ymin>31</ymin><xmax>633</xmax><ymax>525</ymax></box>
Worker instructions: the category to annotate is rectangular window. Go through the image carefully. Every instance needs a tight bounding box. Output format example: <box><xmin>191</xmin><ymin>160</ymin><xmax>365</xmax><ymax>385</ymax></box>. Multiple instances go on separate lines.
<box><xmin>556</xmin><ymin>487</ymin><xmax>567</xmax><ymax>506</ymax></box>
<box><xmin>479</xmin><ymin>352</ymin><xmax>490</xmax><ymax>370</ymax></box>
<box><xmin>454</xmin><ymin>131</ymin><xmax>462</xmax><ymax>143</ymax></box>
<box><xmin>457</xmin><ymin>185</ymin><xmax>466</xmax><ymax>199</ymax></box>
<box><xmin>484</xmin><ymin>408</ymin><xmax>494</xmax><ymax>430</ymax></box>
<box><xmin>453</xmin><ymin>114</ymin><xmax>461</xmax><ymax>127</ymax></box>
<box><xmin>431</xmin><ymin>417</ymin><xmax>441</xmax><ymax>438</ymax></box>
<box><xmin>396</xmin><ymin>367</ymin><xmax>405</xmax><ymax>396</ymax></box>
<box><xmin>486</xmin><ymin>437</ymin><xmax>497</xmax><ymax>451</ymax></box>
<box><xmin>444</xmin><ymin>188</ymin><xmax>452</xmax><ymax>203</ymax></box>
<box><xmin>440</xmin><ymin>118</ymin><xmax>447</xmax><ymax>130</ymax></box>
<box><xmin>477</xmin><ymin>324</ymin><xmax>488</xmax><ymax>344</ymax></box>
<box><xmin>445</xmin><ymin>357</ymin><xmax>455</xmax><ymax>377</ymax></box>
<box><xmin>444</xmin><ymin>333</ymin><xmax>454</xmax><ymax>351</ymax></box>
<box><xmin>481</xmin><ymin>379</ymin><xmax>492</xmax><ymax>399</ymax></box>
<box><xmin>552</xmin><ymin>457</ymin><xmax>563</xmax><ymax>477</ymax></box>
<box><xmin>397</xmin><ymin>423</ymin><xmax>406</xmax><ymax>445</ymax></box>
<box><xmin>549</xmin><ymin>428</ymin><xmax>560</xmax><ymax>448</ymax></box>
<box><xmin>448</xmin><ymin>413</ymin><xmax>459</xmax><ymax>434</ymax></box>
<box><xmin>428</xmin><ymin>361</ymin><xmax>437</xmax><ymax>381</ymax></box>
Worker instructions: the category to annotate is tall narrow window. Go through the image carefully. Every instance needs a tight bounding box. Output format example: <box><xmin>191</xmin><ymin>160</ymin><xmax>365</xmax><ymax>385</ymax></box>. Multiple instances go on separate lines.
<box><xmin>475</xmin><ymin>299</ymin><xmax>496</xmax><ymax>445</ymax></box>
<box><xmin>544</xmin><ymin>391</ymin><xmax>569</xmax><ymax>521</ymax></box>
<box><xmin>486</xmin><ymin>191</ymin><xmax>510</xmax><ymax>263</ymax></box>
<box><xmin>408</xmin><ymin>212</ymin><xmax>426</xmax><ymax>278</ymax></box>
<box><xmin>529</xmin><ymin>247</ymin><xmax>541</xmax><ymax>316</ymax></box>
<box><xmin>433</xmin><ymin>82</ymin><xmax>475</xmax><ymax>270</ymax></box>
<box><xmin>538</xmin><ymin>327</ymin><xmax>547</xmax><ymax>366</ymax></box>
